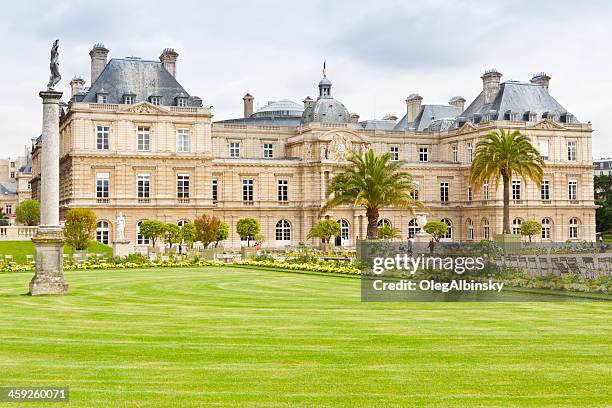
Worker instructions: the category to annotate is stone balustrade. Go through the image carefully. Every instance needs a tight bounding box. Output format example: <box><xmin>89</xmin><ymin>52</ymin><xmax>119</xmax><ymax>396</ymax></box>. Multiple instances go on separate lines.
<box><xmin>0</xmin><ymin>226</ymin><xmax>39</xmax><ymax>241</ymax></box>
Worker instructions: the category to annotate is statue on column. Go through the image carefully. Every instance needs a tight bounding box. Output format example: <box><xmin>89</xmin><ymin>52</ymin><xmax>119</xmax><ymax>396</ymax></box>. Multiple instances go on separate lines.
<box><xmin>47</xmin><ymin>39</ymin><xmax>61</xmax><ymax>90</ymax></box>
<box><xmin>116</xmin><ymin>212</ymin><xmax>126</xmax><ymax>241</ymax></box>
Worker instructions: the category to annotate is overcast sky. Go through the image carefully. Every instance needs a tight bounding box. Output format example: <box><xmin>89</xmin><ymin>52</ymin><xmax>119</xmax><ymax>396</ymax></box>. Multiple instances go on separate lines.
<box><xmin>1</xmin><ymin>0</ymin><xmax>610</xmax><ymax>158</ymax></box>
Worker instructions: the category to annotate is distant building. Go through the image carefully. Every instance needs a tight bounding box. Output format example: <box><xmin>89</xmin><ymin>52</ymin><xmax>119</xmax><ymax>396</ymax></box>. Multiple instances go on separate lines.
<box><xmin>0</xmin><ymin>149</ymin><xmax>32</xmax><ymax>221</ymax></box>
<box><xmin>31</xmin><ymin>45</ymin><xmax>597</xmax><ymax>247</ymax></box>
<box><xmin>594</xmin><ymin>158</ymin><xmax>612</xmax><ymax>176</ymax></box>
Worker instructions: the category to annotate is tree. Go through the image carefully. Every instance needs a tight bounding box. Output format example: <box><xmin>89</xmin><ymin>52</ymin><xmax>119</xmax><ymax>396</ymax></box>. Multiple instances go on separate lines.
<box><xmin>215</xmin><ymin>221</ymin><xmax>229</xmax><ymax>248</ymax></box>
<box><xmin>323</xmin><ymin>150</ymin><xmax>420</xmax><ymax>239</ymax></box>
<box><xmin>194</xmin><ymin>214</ymin><xmax>221</xmax><ymax>248</ymax></box>
<box><xmin>64</xmin><ymin>208</ymin><xmax>97</xmax><ymax>250</ymax></box>
<box><xmin>470</xmin><ymin>129</ymin><xmax>544</xmax><ymax>234</ymax></box>
<box><xmin>236</xmin><ymin>218</ymin><xmax>260</xmax><ymax>246</ymax></box>
<box><xmin>307</xmin><ymin>219</ymin><xmax>341</xmax><ymax>244</ymax></box>
<box><xmin>595</xmin><ymin>175</ymin><xmax>612</xmax><ymax>233</ymax></box>
<box><xmin>15</xmin><ymin>199</ymin><xmax>40</xmax><ymax>226</ymax></box>
<box><xmin>164</xmin><ymin>223</ymin><xmax>182</xmax><ymax>248</ymax></box>
<box><xmin>139</xmin><ymin>220</ymin><xmax>166</xmax><ymax>248</ymax></box>
<box><xmin>181</xmin><ymin>222</ymin><xmax>196</xmax><ymax>248</ymax></box>
<box><xmin>377</xmin><ymin>224</ymin><xmax>401</xmax><ymax>240</ymax></box>
<box><xmin>424</xmin><ymin>221</ymin><xmax>448</xmax><ymax>242</ymax></box>
<box><xmin>520</xmin><ymin>220</ymin><xmax>541</xmax><ymax>242</ymax></box>
<box><xmin>0</xmin><ymin>208</ymin><xmax>6</xmax><ymax>220</ymax></box>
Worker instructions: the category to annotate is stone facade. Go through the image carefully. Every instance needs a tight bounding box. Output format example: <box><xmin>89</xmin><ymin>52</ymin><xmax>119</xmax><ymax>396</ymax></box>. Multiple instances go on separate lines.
<box><xmin>31</xmin><ymin>45</ymin><xmax>597</xmax><ymax>250</ymax></box>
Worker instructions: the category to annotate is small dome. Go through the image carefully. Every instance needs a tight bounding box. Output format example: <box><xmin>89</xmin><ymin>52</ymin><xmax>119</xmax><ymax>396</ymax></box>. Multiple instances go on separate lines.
<box><xmin>301</xmin><ymin>98</ymin><xmax>349</xmax><ymax>125</ymax></box>
<box><xmin>319</xmin><ymin>76</ymin><xmax>332</xmax><ymax>86</ymax></box>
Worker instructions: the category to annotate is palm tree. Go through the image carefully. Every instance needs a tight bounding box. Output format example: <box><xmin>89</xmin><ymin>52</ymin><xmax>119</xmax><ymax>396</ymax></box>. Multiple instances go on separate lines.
<box><xmin>322</xmin><ymin>150</ymin><xmax>420</xmax><ymax>239</ymax></box>
<box><xmin>470</xmin><ymin>129</ymin><xmax>544</xmax><ymax>234</ymax></box>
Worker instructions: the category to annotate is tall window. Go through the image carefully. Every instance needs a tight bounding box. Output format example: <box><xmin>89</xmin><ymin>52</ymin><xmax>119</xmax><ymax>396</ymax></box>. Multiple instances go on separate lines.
<box><xmin>137</xmin><ymin>127</ymin><xmax>150</xmax><ymax>151</ymax></box>
<box><xmin>419</xmin><ymin>147</ymin><xmax>429</xmax><ymax>162</ymax></box>
<box><xmin>541</xmin><ymin>218</ymin><xmax>551</xmax><ymax>239</ymax></box>
<box><xmin>377</xmin><ymin>219</ymin><xmax>391</xmax><ymax>228</ymax></box>
<box><xmin>96</xmin><ymin>220</ymin><xmax>109</xmax><ymax>244</ymax></box>
<box><xmin>390</xmin><ymin>146</ymin><xmax>399</xmax><ymax>161</ymax></box>
<box><xmin>177</xmin><ymin>174</ymin><xmax>190</xmax><ymax>198</ymax></box>
<box><xmin>539</xmin><ymin>140</ymin><xmax>549</xmax><ymax>161</ymax></box>
<box><xmin>466</xmin><ymin>218</ymin><xmax>474</xmax><ymax>240</ymax></box>
<box><xmin>96</xmin><ymin>125</ymin><xmax>109</xmax><ymax>150</ymax></box>
<box><xmin>96</xmin><ymin>172</ymin><xmax>109</xmax><ymax>198</ymax></box>
<box><xmin>275</xmin><ymin>220</ymin><xmax>291</xmax><ymax>241</ymax></box>
<box><xmin>338</xmin><ymin>219</ymin><xmax>350</xmax><ymax>245</ymax></box>
<box><xmin>137</xmin><ymin>174</ymin><xmax>150</xmax><ymax>198</ymax></box>
<box><xmin>410</xmin><ymin>181</ymin><xmax>419</xmax><ymax>200</ymax></box>
<box><xmin>483</xmin><ymin>181</ymin><xmax>489</xmax><ymax>200</ymax></box>
<box><xmin>467</xmin><ymin>185</ymin><xmax>473</xmax><ymax>202</ymax></box>
<box><xmin>212</xmin><ymin>178</ymin><xmax>218</xmax><ymax>203</ymax></box>
<box><xmin>5</xmin><ymin>204</ymin><xmax>12</xmax><ymax>214</ymax></box>
<box><xmin>569</xmin><ymin>218</ymin><xmax>579</xmax><ymax>239</ymax></box>
<box><xmin>137</xmin><ymin>221</ymin><xmax>149</xmax><ymax>245</ymax></box>
<box><xmin>408</xmin><ymin>219</ymin><xmax>419</xmax><ymax>238</ymax></box>
<box><xmin>440</xmin><ymin>182</ymin><xmax>449</xmax><ymax>202</ymax></box>
<box><xmin>278</xmin><ymin>179</ymin><xmax>288</xmax><ymax>202</ymax></box>
<box><xmin>10</xmin><ymin>172</ymin><xmax>15</xmax><ymax>179</ymax></box>
<box><xmin>568</xmin><ymin>180</ymin><xmax>577</xmax><ymax>200</ymax></box>
<box><xmin>177</xmin><ymin>129</ymin><xmax>189</xmax><ymax>152</ymax></box>
<box><xmin>243</xmin><ymin>179</ymin><xmax>254</xmax><ymax>202</ymax></box>
<box><xmin>441</xmin><ymin>219</ymin><xmax>452</xmax><ymax>240</ymax></box>
<box><xmin>541</xmin><ymin>179</ymin><xmax>550</xmax><ymax>200</ymax></box>
<box><xmin>512</xmin><ymin>179</ymin><xmax>521</xmax><ymax>200</ymax></box>
<box><xmin>567</xmin><ymin>141</ymin><xmax>576</xmax><ymax>161</ymax></box>
<box><xmin>512</xmin><ymin>218</ymin><xmax>522</xmax><ymax>235</ymax></box>
<box><xmin>482</xmin><ymin>219</ymin><xmax>490</xmax><ymax>240</ymax></box>
<box><xmin>263</xmin><ymin>143</ymin><xmax>273</xmax><ymax>159</ymax></box>
<box><xmin>467</xmin><ymin>143</ymin><xmax>473</xmax><ymax>163</ymax></box>
<box><xmin>230</xmin><ymin>142</ymin><xmax>240</xmax><ymax>158</ymax></box>
<box><xmin>451</xmin><ymin>145</ymin><xmax>457</xmax><ymax>162</ymax></box>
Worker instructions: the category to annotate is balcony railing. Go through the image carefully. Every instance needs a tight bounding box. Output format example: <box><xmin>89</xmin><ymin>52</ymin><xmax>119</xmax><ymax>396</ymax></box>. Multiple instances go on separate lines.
<box><xmin>96</xmin><ymin>198</ymin><xmax>110</xmax><ymax>204</ymax></box>
<box><xmin>138</xmin><ymin>198</ymin><xmax>151</xmax><ymax>204</ymax></box>
<box><xmin>177</xmin><ymin>199</ymin><xmax>191</xmax><ymax>204</ymax></box>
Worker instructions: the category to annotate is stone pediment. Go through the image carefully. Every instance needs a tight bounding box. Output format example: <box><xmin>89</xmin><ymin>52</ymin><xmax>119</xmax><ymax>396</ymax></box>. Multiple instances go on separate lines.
<box><xmin>322</xmin><ymin>130</ymin><xmax>370</xmax><ymax>161</ymax></box>
<box><xmin>121</xmin><ymin>102</ymin><xmax>169</xmax><ymax>114</ymax></box>
<box><xmin>456</xmin><ymin>122</ymin><xmax>477</xmax><ymax>134</ymax></box>
<box><xmin>528</xmin><ymin>119</ymin><xmax>565</xmax><ymax>130</ymax></box>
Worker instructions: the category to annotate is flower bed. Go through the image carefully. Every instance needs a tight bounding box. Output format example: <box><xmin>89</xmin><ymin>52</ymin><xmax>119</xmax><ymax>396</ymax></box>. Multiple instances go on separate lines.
<box><xmin>234</xmin><ymin>259</ymin><xmax>360</xmax><ymax>275</ymax></box>
<box><xmin>0</xmin><ymin>259</ymin><xmax>225</xmax><ymax>273</ymax></box>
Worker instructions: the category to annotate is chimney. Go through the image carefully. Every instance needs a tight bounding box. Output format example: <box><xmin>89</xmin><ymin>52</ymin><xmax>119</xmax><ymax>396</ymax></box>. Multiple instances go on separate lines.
<box><xmin>70</xmin><ymin>77</ymin><xmax>85</xmax><ymax>98</ymax></box>
<box><xmin>89</xmin><ymin>43</ymin><xmax>109</xmax><ymax>85</ymax></box>
<box><xmin>349</xmin><ymin>113</ymin><xmax>360</xmax><ymax>123</ymax></box>
<box><xmin>449</xmin><ymin>96</ymin><xmax>466</xmax><ymax>113</ymax></box>
<box><xmin>405</xmin><ymin>94</ymin><xmax>423</xmax><ymax>123</ymax></box>
<box><xmin>243</xmin><ymin>93</ymin><xmax>254</xmax><ymax>118</ymax></box>
<box><xmin>530</xmin><ymin>72</ymin><xmax>551</xmax><ymax>91</ymax></box>
<box><xmin>481</xmin><ymin>69</ymin><xmax>502</xmax><ymax>105</ymax></box>
<box><xmin>303</xmin><ymin>96</ymin><xmax>314</xmax><ymax>109</ymax></box>
<box><xmin>159</xmin><ymin>48</ymin><xmax>179</xmax><ymax>77</ymax></box>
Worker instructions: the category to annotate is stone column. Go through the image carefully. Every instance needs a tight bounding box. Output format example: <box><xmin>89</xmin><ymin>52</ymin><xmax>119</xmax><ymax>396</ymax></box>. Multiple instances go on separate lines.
<box><xmin>30</xmin><ymin>90</ymin><xmax>68</xmax><ymax>295</ymax></box>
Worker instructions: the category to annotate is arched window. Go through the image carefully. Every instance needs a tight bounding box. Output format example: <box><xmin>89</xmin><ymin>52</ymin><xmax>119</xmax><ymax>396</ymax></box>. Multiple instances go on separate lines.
<box><xmin>96</xmin><ymin>220</ymin><xmax>110</xmax><ymax>245</ymax></box>
<box><xmin>441</xmin><ymin>218</ymin><xmax>452</xmax><ymax>241</ymax></box>
<box><xmin>275</xmin><ymin>219</ymin><xmax>291</xmax><ymax>241</ymax></box>
<box><xmin>177</xmin><ymin>219</ymin><xmax>189</xmax><ymax>227</ymax></box>
<box><xmin>377</xmin><ymin>218</ymin><xmax>391</xmax><ymax>227</ymax></box>
<box><xmin>512</xmin><ymin>218</ymin><xmax>522</xmax><ymax>235</ymax></box>
<box><xmin>541</xmin><ymin>218</ymin><xmax>552</xmax><ymax>239</ymax></box>
<box><xmin>137</xmin><ymin>221</ymin><xmax>149</xmax><ymax>245</ymax></box>
<box><xmin>336</xmin><ymin>219</ymin><xmax>350</xmax><ymax>246</ymax></box>
<box><xmin>482</xmin><ymin>218</ymin><xmax>490</xmax><ymax>240</ymax></box>
<box><xmin>408</xmin><ymin>218</ymin><xmax>419</xmax><ymax>238</ymax></box>
<box><xmin>569</xmin><ymin>218</ymin><xmax>580</xmax><ymax>239</ymax></box>
<box><xmin>466</xmin><ymin>218</ymin><xmax>474</xmax><ymax>240</ymax></box>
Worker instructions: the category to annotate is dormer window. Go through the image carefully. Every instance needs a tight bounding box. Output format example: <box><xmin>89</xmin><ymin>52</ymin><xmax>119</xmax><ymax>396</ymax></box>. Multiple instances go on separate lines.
<box><xmin>542</xmin><ymin>112</ymin><xmax>557</xmax><ymax>121</ymax></box>
<box><xmin>472</xmin><ymin>114</ymin><xmax>481</xmax><ymax>124</ymax></box>
<box><xmin>525</xmin><ymin>111</ymin><xmax>537</xmax><ymax>122</ymax></box>
<box><xmin>150</xmin><ymin>96</ymin><xmax>162</xmax><ymax>106</ymax></box>
<box><xmin>123</xmin><ymin>94</ymin><xmax>135</xmax><ymax>105</ymax></box>
<box><xmin>96</xmin><ymin>92</ymin><xmax>108</xmax><ymax>104</ymax></box>
<box><xmin>562</xmin><ymin>113</ymin><xmax>574</xmax><ymax>123</ymax></box>
<box><xmin>176</xmin><ymin>97</ymin><xmax>187</xmax><ymax>107</ymax></box>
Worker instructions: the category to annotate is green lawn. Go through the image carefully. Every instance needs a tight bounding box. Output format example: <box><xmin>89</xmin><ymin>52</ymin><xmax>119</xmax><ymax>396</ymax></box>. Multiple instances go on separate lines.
<box><xmin>0</xmin><ymin>267</ymin><xmax>610</xmax><ymax>407</ymax></box>
<box><xmin>0</xmin><ymin>240</ymin><xmax>112</xmax><ymax>263</ymax></box>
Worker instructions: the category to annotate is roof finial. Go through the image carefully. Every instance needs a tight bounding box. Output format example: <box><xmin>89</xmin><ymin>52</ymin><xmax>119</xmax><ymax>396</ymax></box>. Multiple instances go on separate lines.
<box><xmin>323</xmin><ymin>59</ymin><xmax>326</xmax><ymax>77</ymax></box>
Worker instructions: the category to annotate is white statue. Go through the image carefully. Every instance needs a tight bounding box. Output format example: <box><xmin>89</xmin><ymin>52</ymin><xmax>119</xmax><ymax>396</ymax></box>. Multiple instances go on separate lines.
<box><xmin>320</xmin><ymin>145</ymin><xmax>328</xmax><ymax>160</ymax></box>
<box><xmin>116</xmin><ymin>212</ymin><xmax>126</xmax><ymax>241</ymax></box>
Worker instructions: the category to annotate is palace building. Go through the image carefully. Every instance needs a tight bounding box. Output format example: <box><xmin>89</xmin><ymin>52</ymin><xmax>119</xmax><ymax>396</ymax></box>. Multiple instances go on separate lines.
<box><xmin>31</xmin><ymin>45</ymin><xmax>596</xmax><ymax>249</ymax></box>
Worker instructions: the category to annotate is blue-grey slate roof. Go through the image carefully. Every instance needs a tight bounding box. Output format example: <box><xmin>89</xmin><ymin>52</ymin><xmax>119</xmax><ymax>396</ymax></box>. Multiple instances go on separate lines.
<box><xmin>0</xmin><ymin>182</ymin><xmax>16</xmax><ymax>196</ymax></box>
<box><xmin>214</xmin><ymin>116</ymin><xmax>302</xmax><ymax>127</ymax></box>
<box><xmin>394</xmin><ymin>105</ymin><xmax>460</xmax><ymax>131</ymax></box>
<box><xmin>461</xmin><ymin>81</ymin><xmax>576</xmax><ymax>123</ymax></box>
<box><xmin>81</xmin><ymin>58</ymin><xmax>201</xmax><ymax>107</ymax></box>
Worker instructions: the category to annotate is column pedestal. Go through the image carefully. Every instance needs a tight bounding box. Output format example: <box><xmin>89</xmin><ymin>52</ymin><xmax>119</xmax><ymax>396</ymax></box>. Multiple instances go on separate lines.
<box><xmin>112</xmin><ymin>240</ymin><xmax>132</xmax><ymax>258</ymax></box>
<box><xmin>30</xmin><ymin>228</ymin><xmax>68</xmax><ymax>295</ymax></box>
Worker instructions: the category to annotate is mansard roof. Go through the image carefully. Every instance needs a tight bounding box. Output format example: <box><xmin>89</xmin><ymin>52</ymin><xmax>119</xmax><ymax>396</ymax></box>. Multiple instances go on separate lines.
<box><xmin>81</xmin><ymin>58</ymin><xmax>201</xmax><ymax>107</ymax></box>
<box><xmin>394</xmin><ymin>105</ymin><xmax>460</xmax><ymax>131</ymax></box>
<box><xmin>461</xmin><ymin>80</ymin><xmax>576</xmax><ymax>123</ymax></box>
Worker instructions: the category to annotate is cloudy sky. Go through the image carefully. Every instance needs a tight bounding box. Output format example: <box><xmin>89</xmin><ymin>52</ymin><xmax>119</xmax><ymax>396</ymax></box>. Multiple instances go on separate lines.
<box><xmin>1</xmin><ymin>0</ymin><xmax>610</xmax><ymax>158</ymax></box>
